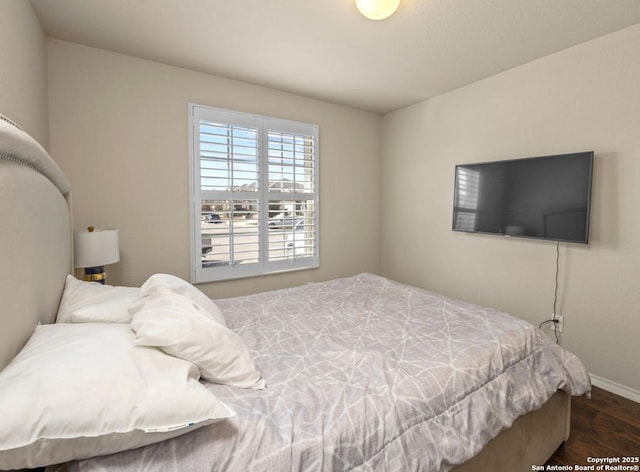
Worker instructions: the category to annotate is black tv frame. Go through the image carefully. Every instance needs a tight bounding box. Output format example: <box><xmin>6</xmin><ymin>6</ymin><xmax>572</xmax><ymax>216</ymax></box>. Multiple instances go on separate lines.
<box><xmin>452</xmin><ymin>151</ymin><xmax>594</xmax><ymax>244</ymax></box>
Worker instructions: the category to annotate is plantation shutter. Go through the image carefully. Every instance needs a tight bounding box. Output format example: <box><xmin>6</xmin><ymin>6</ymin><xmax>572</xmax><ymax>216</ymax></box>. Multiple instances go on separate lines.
<box><xmin>190</xmin><ymin>105</ymin><xmax>319</xmax><ymax>283</ymax></box>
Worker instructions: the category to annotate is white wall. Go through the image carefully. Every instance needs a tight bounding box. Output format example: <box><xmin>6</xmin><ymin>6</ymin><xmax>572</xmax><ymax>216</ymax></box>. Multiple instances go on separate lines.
<box><xmin>0</xmin><ymin>0</ymin><xmax>49</xmax><ymax>146</ymax></box>
<box><xmin>381</xmin><ymin>25</ymin><xmax>640</xmax><ymax>392</ymax></box>
<box><xmin>47</xmin><ymin>40</ymin><xmax>382</xmax><ymax>298</ymax></box>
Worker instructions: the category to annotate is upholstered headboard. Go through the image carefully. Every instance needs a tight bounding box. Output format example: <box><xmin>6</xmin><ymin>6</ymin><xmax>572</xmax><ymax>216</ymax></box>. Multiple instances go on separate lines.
<box><xmin>0</xmin><ymin>115</ymin><xmax>72</xmax><ymax>371</ymax></box>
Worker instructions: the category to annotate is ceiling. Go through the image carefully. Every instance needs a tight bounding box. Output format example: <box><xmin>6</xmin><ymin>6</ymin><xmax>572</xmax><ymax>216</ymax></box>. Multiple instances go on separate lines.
<box><xmin>30</xmin><ymin>0</ymin><xmax>640</xmax><ymax>114</ymax></box>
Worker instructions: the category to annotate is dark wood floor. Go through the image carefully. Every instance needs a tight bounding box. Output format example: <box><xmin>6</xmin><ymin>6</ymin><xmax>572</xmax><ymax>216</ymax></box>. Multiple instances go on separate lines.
<box><xmin>546</xmin><ymin>386</ymin><xmax>640</xmax><ymax>466</ymax></box>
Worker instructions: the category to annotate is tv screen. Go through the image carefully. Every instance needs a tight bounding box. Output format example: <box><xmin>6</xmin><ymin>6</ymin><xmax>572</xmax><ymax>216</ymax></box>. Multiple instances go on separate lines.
<box><xmin>452</xmin><ymin>151</ymin><xmax>594</xmax><ymax>244</ymax></box>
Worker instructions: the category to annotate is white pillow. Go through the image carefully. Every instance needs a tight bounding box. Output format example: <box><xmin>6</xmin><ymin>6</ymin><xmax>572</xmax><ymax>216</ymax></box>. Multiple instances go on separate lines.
<box><xmin>56</xmin><ymin>274</ymin><xmax>140</xmax><ymax>323</ymax></box>
<box><xmin>130</xmin><ymin>287</ymin><xmax>265</xmax><ymax>390</ymax></box>
<box><xmin>0</xmin><ymin>324</ymin><xmax>234</xmax><ymax>470</ymax></box>
<box><xmin>139</xmin><ymin>273</ymin><xmax>226</xmax><ymax>326</ymax></box>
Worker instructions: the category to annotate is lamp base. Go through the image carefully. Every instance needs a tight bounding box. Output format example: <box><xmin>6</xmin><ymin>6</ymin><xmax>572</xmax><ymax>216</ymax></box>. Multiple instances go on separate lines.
<box><xmin>83</xmin><ymin>266</ymin><xmax>106</xmax><ymax>284</ymax></box>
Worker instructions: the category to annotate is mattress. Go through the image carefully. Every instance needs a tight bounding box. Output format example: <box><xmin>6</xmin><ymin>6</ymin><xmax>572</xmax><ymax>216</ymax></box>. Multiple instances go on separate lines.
<box><xmin>72</xmin><ymin>273</ymin><xmax>590</xmax><ymax>471</ymax></box>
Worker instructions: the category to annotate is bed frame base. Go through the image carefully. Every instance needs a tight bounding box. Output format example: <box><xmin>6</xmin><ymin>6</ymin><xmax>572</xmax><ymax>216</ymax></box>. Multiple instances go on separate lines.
<box><xmin>453</xmin><ymin>390</ymin><xmax>570</xmax><ymax>471</ymax></box>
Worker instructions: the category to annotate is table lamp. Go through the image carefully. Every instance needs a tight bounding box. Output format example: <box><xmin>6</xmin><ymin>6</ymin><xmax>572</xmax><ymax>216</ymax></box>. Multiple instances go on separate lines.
<box><xmin>73</xmin><ymin>226</ymin><xmax>120</xmax><ymax>284</ymax></box>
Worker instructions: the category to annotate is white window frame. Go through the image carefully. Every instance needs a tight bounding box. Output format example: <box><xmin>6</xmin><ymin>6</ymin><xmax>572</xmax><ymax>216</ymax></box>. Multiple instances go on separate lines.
<box><xmin>188</xmin><ymin>103</ymin><xmax>319</xmax><ymax>283</ymax></box>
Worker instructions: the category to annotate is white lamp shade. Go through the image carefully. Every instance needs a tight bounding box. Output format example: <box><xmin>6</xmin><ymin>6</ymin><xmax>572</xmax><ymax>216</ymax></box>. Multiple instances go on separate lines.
<box><xmin>356</xmin><ymin>0</ymin><xmax>400</xmax><ymax>20</ymax></box>
<box><xmin>74</xmin><ymin>228</ymin><xmax>120</xmax><ymax>268</ymax></box>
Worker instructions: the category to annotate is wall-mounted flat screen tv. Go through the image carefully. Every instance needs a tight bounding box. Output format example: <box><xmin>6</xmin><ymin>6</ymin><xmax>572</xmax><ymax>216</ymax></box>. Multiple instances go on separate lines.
<box><xmin>452</xmin><ymin>151</ymin><xmax>594</xmax><ymax>244</ymax></box>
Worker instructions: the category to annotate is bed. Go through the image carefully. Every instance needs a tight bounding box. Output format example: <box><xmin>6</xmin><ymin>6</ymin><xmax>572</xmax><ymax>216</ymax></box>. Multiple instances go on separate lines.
<box><xmin>0</xmin><ymin>114</ymin><xmax>591</xmax><ymax>471</ymax></box>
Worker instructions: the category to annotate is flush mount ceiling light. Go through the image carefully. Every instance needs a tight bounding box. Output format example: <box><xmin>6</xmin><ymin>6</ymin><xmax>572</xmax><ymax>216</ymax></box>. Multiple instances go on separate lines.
<box><xmin>356</xmin><ymin>0</ymin><xmax>400</xmax><ymax>20</ymax></box>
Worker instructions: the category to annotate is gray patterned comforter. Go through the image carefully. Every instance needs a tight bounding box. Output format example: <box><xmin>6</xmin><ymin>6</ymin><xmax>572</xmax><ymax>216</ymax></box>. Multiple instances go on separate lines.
<box><xmin>73</xmin><ymin>273</ymin><xmax>590</xmax><ymax>471</ymax></box>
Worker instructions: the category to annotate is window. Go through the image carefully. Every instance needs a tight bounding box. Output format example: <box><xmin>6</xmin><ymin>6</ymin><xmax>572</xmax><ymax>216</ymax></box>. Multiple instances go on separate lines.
<box><xmin>189</xmin><ymin>104</ymin><xmax>319</xmax><ymax>283</ymax></box>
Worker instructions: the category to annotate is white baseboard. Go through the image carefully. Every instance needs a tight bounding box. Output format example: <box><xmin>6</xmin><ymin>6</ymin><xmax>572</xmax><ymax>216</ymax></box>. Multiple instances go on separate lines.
<box><xmin>590</xmin><ymin>374</ymin><xmax>640</xmax><ymax>403</ymax></box>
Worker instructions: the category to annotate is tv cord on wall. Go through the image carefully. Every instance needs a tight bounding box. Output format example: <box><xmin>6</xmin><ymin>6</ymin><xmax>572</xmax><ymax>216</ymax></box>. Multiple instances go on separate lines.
<box><xmin>538</xmin><ymin>240</ymin><xmax>560</xmax><ymax>344</ymax></box>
